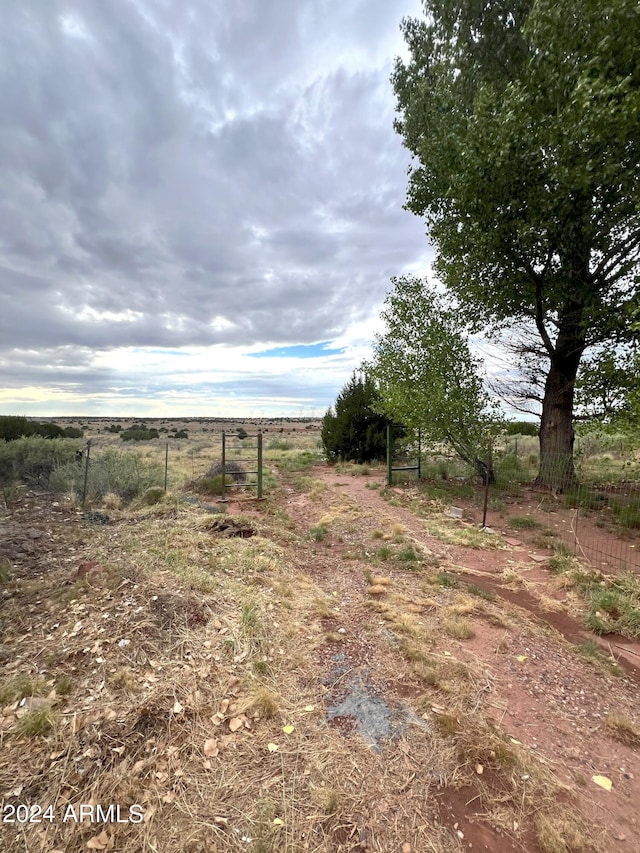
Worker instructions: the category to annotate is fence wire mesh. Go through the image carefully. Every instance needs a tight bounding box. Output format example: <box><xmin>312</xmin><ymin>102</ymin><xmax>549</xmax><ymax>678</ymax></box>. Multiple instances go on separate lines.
<box><xmin>389</xmin><ymin>434</ymin><xmax>640</xmax><ymax>575</ymax></box>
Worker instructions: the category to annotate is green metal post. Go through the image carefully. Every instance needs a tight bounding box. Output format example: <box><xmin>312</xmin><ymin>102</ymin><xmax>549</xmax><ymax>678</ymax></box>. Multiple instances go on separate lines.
<box><xmin>257</xmin><ymin>431</ymin><xmax>263</xmax><ymax>498</ymax></box>
<box><xmin>418</xmin><ymin>428</ymin><xmax>422</xmax><ymax>480</ymax></box>
<box><xmin>164</xmin><ymin>442</ymin><xmax>169</xmax><ymax>492</ymax></box>
<box><xmin>386</xmin><ymin>424</ymin><xmax>392</xmax><ymax>486</ymax></box>
<box><xmin>82</xmin><ymin>440</ymin><xmax>91</xmax><ymax>508</ymax></box>
<box><xmin>221</xmin><ymin>431</ymin><xmax>226</xmax><ymax>500</ymax></box>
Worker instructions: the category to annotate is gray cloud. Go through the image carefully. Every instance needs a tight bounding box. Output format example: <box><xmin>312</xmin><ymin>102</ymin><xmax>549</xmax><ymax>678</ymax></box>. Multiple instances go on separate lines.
<box><xmin>0</xmin><ymin>0</ymin><xmax>429</xmax><ymax>408</ymax></box>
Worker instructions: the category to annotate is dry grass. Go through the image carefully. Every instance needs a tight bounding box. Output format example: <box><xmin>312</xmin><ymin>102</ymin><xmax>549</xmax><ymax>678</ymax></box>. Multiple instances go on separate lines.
<box><xmin>604</xmin><ymin>712</ymin><xmax>640</xmax><ymax>746</ymax></box>
<box><xmin>0</xmin><ymin>427</ymin><xmax>626</xmax><ymax>852</ymax></box>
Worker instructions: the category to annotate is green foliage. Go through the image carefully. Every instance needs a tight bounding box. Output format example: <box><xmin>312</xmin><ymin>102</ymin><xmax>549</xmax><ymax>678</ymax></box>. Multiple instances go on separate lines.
<box><xmin>197</xmin><ymin>474</ymin><xmax>234</xmax><ymax>495</ymax></box>
<box><xmin>369</xmin><ymin>276</ymin><xmax>500</xmax><ymax>481</ymax></box>
<box><xmin>505</xmin><ymin>421</ymin><xmax>538</xmax><ymax>437</ymax></box>
<box><xmin>0</xmin><ymin>436</ymin><xmax>81</xmax><ymax>488</ymax></box>
<box><xmin>121</xmin><ymin>425</ymin><xmax>159</xmax><ymax>442</ymax></box>
<box><xmin>321</xmin><ymin>371</ymin><xmax>388</xmax><ymax>463</ymax></box>
<box><xmin>49</xmin><ymin>448</ymin><xmax>162</xmax><ymax>502</ymax></box>
<box><xmin>393</xmin><ymin>0</ymin><xmax>640</xmax><ymax>486</ymax></box>
<box><xmin>0</xmin><ymin>416</ymin><xmax>83</xmax><ymax>441</ymax></box>
<box><xmin>236</xmin><ymin>427</ymin><xmax>249</xmax><ymax>440</ymax></box>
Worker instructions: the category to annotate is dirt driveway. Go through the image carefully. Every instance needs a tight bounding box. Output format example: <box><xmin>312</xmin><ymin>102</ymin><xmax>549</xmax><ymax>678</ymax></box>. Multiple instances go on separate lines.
<box><xmin>278</xmin><ymin>463</ymin><xmax>640</xmax><ymax>852</ymax></box>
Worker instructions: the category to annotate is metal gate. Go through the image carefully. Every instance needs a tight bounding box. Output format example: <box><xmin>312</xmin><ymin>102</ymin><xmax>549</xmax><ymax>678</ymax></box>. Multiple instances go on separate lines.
<box><xmin>386</xmin><ymin>424</ymin><xmax>421</xmax><ymax>486</ymax></box>
<box><xmin>220</xmin><ymin>430</ymin><xmax>264</xmax><ymax>499</ymax></box>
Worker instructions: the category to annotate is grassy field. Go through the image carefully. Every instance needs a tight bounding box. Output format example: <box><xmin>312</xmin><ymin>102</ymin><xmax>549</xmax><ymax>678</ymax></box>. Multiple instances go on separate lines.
<box><xmin>1</xmin><ymin>423</ymin><xmax>640</xmax><ymax>852</ymax></box>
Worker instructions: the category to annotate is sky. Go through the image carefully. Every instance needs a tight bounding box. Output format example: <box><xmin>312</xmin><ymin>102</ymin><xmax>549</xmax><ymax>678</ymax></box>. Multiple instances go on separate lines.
<box><xmin>0</xmin><ymin>0</ymin><xmax>435</xmax><ymax>418</ymax></box>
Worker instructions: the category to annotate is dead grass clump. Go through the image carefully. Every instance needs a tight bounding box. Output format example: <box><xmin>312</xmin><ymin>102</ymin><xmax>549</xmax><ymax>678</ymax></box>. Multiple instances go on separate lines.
<box><xmin>534</xmin><ymin>810</ymin><xmax>596</xmax><ymax>853</ymax></box>
<box><xmin>442</xmin><ymin>617</ymin><xmax>476</xmax><ymax>640</ymax></box>
<box><xmin>238</xmin><ymin>685</ymin><xmax>282</xmax><ymax>719</ymax></box>
<box><xmin>604</xmin><ymin>712</ymin><xmax>640</xmax><ymax>746</ymax></box>
<box><xmin>367</xmin><ymin>584</ymin><xmax>388</xmax><ymax>596</ymax></box>
<box><xmin>103</xmin><ymin>491</ymin><xmax>122</xmax><ymax>510</ymax></box>
<box><xmin>325</xmin><ymin>631</ymin><xmax>345</xmax><ymax>643</ymax></box>
<box><xmin>109</xmin><ymin>667</ymin><xmax>140</xmax><ymax>692</ymax></box>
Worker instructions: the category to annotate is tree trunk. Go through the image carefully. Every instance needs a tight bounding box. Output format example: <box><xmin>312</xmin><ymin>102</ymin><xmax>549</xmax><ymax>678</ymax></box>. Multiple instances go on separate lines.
<box><xmin>537</xmin><ymin>360</ymin><xmax>577</xmax><ymax>489</ymax></box>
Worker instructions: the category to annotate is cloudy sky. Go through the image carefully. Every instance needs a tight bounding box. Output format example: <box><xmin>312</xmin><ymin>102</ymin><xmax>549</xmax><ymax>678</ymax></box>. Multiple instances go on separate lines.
<box><xmin>0</xmin><ymin>0</ymin><xmax>433</xmax><ymax>418</ymax></box>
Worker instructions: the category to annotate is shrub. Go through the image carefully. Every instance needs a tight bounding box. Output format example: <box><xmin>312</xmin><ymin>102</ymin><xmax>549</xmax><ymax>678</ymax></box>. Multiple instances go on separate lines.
<box><xmin>236</xmin><ymin>427</ymin><xmax>248</xmax><ymax>440</ymax></box>
<box><xmin>505</xmin><ymin>420</ymin><xmax>538</xmax><ymax>436</ymax></box>
<box><xmin>206</xmin><ymin>460</ymin><xmax>246</xmax><ymax>483</ymax></box>
<box><xmin>121</xmin><ymin>427</ymin><xmax>159</xmax><ymax>442</ymax></box>
<box><xmin>0</xmin><ymin>436</ymin><xmax>81</xmax><ymax>488</ymax></box>
<box><xmin>49</xmin><ymin>448</ymin><xmax>163</xmax><ymax>503</ymax></box>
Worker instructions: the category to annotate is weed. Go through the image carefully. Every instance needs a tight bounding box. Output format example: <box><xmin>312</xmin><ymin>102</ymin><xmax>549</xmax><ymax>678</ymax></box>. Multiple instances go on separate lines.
<box><xmin>251</xmin><ymin>659</ymin><xmax>271</xmax><ymax>676</ymax></box>
<box><xmin>436</xmin><ymin>572</ymin><xmax>459</xmax><ymax>588</ymax></box>
<box><xmin>442</xmin><ymin>617</ymin><xmax>475</xmax><ymax>640</ymax></box>
<box><xmin>375</xmin><ymin>545</ymin><xmax>392</xmax><ymax>561</ymax></box>
<box><xmin>372</xmin><ymin>530</ymin><xmax>384</xmax><ymax>539</ymax></box>
<box><xmin>309</xmin><ymin>524</ymin><xmax>328</xmax><ymax>541</ymax></box>
<box><xmin>239</xmin><ymin>685</ymin><xmax>281</xmax><ymax>719</ymax></box>
<box><xmin>0</xmin><ymin>558</ymin><xmax>10</xmax><ymax>585</ymax></box>
<box><xmin>15</xmin><ymin>707</ymin><xmax>59</xmax><ymax>738</ymax></box>
<box><xmin>534</xmin><ymin>810</ymin><xmax>595</xmax><ymax>853</ymax></box>
<box><xmin>604</xmin><ymin>713</ymin><xmax>640</xmax><ymax>746</ymax></box>
<box><xmin>548</xmin><ymin>553</ymin><xmax>578</xmax><ymax>574</ymax></box>
<box><xmin>397</xmin><ymin>545</ymin><xmax>420</xmax><ymax>564</ymax></box>
<box><xmin>54</xmin><ymin>674</ymin><xmax>72</xmax><ymax>696</ymax></box>
<box><xmin>466</xmin><ymin>583</ymin><xmax>495</xmax><ymax>601</ymax></box>
<box><xmin>325</xmin><ymin>632</ymin><xmax>345</xmax><ymax>643</ymax></box>
<box><xmin>0</xmin><ymin>675</ymin><xmax>49</xmax><ymax>706</ymax></box>
<box><xmin>109</xmin><ymin>668</ymin><xmax>139</xmax><ymax>692</ymax></box>
<box><xmin>509</xmin><ymin>514</ymin><xmax>540</xmax><ymax>529</ymax></box>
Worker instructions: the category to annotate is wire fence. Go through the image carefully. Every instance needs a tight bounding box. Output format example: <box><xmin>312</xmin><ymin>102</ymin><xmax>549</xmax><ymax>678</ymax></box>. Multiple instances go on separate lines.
<box><xmin>389</xmin><ymin>436</ymin><xmax>640</xmax><ymax>575</ymax></box>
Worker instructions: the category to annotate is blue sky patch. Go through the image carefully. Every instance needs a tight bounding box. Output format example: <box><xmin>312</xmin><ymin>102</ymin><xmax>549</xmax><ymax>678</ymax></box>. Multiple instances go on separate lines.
<box><xmin>248</xmin><ymin>342</ymin><xmax>345</xmax><ymax>359</ymax></box>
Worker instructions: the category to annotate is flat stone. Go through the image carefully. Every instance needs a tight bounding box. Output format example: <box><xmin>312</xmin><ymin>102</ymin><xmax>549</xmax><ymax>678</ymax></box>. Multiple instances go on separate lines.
<box><xmin>504</xmin><ymin>537</ymin><xmax>523</xmax><ymax>547</ymax></box>
<box><xmin>447</xmin><ymin>506</ymin><xmax>464</xmax><ymax>519</ymax></box>
<box><xmin>529</xmin><ymin>553</ymin><xmax>550</xmax><ymax>563</ymax></box>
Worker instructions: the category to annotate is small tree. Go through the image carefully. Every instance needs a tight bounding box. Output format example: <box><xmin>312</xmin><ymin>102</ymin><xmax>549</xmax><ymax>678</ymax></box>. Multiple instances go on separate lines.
<box><xmin>369</xmin><ymin>276</ymin><xmax>500</xmax><ymax>482</ymax></box>
<box><xmin>321</xmin><ymin>372</ymin><xmax>388</xmax><ymax>463</ymax></box>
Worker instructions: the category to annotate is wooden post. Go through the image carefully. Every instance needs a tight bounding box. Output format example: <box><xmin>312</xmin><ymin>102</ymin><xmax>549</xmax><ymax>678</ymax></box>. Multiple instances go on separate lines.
<box><xmin>386</xmin><ymin>424</ymin><xmax>392</xmax><ymax>486</ymax></box>
<box><xmin>257</xmin><ymin>431</ymin><xmax>263</xmax><ymax>498</ymax></box>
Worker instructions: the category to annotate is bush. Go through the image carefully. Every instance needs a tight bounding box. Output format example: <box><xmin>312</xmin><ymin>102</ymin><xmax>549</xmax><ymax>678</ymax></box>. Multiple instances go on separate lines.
<box><xmin>236</xmin><ymin>427</ymin><xmax>248</xmax><ymax>440</ymax></box>
<box><xmin>49</xmin><ymin>448</ymin><xmax>163</xmax><ymax>503</ymax></box>
<box><xmin>0</xmin><ymin>416</ymin><xmax>81</xmax><ymax>441</ymax></box>
<box><xmin>321</xmin><ymin>372</ymin><xmax>388</xmax><ymax>463</ymax></box>
<box><xmin>205</xmin><ymin>460</ymin><xmax>246</xmax><ymax>483</ymax></box>
<box><xmin>121</xmin><ymin>427</ymin><xmax>159</xmax><ymax>442</ymax></box>
<box><xmin>0</xmin><ymin>436</ymin><xmax>81</xmax><ymax>488</ymax></box>
<box><xmin>142</xmin><ymin>486</ymin><xmax>165</xmax><ymax>506</ymax></box>
<box><xmin>197</xmin><ymin>474</ymin><xmax>234</xmax><ymax>495</ymax></box>
<box><xmin>505</xmin><ymin>420</ymin><xmax>538</xmax><ymax>437</ymax></box>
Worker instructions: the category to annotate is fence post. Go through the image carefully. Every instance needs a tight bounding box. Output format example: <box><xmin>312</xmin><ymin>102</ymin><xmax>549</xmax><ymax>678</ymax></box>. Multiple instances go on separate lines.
<box><xmin>417</xmin><ymin>428</ymin><xmax>422</xmax><ymax>480</ymax></box>
<box><xmin>481</xmin><ymin>437</ymin><xmax>492</xmax><ymax>528</ymax></box>
<box><xmin>82</xmin><ymin>440</ymin><xmax>91</xmax><ymax>508</ymax></box>
<box><xmin>221</xmin><ymin>431</ymin><xmax>226</xmax><ymax>500</ymax></box>
<box><xmin>164</xmin><ymin>442</ymin><xmax>169</xmax><ymax>492</ymax></box>
<box><xmin>386</xmin><ymin>424</ymin><xmax>392</xmax><ymax>486</ymax></box>
<box><xmin>257</xmin><ymin>431</ymin><xmax>263</xmax><ymax>498</ymax></box>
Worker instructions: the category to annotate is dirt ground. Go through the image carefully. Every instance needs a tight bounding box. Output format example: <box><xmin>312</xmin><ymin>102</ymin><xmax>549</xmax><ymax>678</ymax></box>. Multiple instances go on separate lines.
<box><xmin>1</xmin><ymin>460</ymin><xmax>639</xmax><ymax>852</ymax></box>
<box><xmin>275</xmin><ymin>465</ymin><xmax>640</xmax><ymax>852</ymax></box>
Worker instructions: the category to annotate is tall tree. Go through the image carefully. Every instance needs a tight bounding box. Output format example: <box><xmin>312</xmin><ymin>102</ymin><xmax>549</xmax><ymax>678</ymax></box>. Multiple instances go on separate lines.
<box><xmin>321</xmin><ymin>371</ymin><xmax>388</xmax><ymax>464</ymax></box>
<box><xmin>392</xmin><ymin>0</ymin><xmax>640</xmax><ymax>487</ymax></box>
<box><xmin>369</xmin><ymin>276</ymin><xmax>499</xmax><ymax>482</ymax></box>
